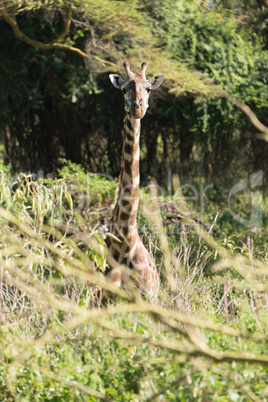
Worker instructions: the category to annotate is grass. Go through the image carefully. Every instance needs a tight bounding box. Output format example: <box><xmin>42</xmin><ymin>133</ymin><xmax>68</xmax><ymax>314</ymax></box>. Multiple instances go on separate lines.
<box><xmin>0</xmin><ymin>160</ymin><xmax>267</xmax><ymax>401</ymax></box>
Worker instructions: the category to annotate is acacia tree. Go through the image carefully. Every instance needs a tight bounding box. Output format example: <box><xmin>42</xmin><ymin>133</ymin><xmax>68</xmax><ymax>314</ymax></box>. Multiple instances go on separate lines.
<box><xmin>0</xmin><ymin>0</ymin><xmax>267</xmax><ymax>186</ymax></box>
<box><xmin>139</xmin><ymin>0</ymin><xmax>268</xmax><ymax>184</ymax></box>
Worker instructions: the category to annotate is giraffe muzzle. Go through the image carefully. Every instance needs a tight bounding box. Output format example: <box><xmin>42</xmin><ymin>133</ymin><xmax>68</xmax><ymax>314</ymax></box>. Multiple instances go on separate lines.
<box><xmin>130</xmin><ymin>101</ymin><xmax>145</xmax><ymax>119</ymax></box>
<box><xmin>132</xmin><ymin>112</ymin><xmax>145</xmax><ymax>119</ymax></box>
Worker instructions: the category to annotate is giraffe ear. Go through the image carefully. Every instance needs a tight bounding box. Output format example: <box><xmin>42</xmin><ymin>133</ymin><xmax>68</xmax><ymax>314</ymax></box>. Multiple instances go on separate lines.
<box><xmin>148</xmin><ymin>74</ymin><xmax>165</xmax><ymax>89</ymax></box>
<box><xmin>109</xmin><ymin>74</ymin><xmax>125</xmax><ymax>89</ymax></box>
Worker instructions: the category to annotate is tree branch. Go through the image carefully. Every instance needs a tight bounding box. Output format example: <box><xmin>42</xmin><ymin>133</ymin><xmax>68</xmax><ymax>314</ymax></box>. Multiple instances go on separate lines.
<box><xmin>38</xmin><ymin>368</ymin><xmax>110</xmax><ymax>401</ymax></box>
<box><xmin>98</xmin><ymin>318</ymin><xmax>268</xmax><ymax>366</ymax></box>
<box><xmin>220</xmin><ymin>88</ymin><xmax>268</xmax><ymax>139</ymax></box>
<box><xmin>0</xmin><ymin>4</ymin><xmax>89</xmax><ymax>58</ymax></box>
<box><xmin>193</xmin><ymin>70</ymin><xmax>268</xmax><ymax>140</ymax></box>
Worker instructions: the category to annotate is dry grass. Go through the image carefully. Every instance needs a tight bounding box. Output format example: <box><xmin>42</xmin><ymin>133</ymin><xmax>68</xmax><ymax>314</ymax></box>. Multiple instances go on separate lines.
<box><xmin>0</xmin><ymin>171</ymin><xmax>267</xmax><ymax>401</ymax></box>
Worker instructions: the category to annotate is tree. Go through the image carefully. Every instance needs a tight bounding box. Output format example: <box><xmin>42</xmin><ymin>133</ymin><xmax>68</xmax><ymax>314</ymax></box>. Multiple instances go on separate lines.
<box><xmin>0</xmin><ymin>0</ymin><xmax>267</xmax><ymax>188</ymax></box>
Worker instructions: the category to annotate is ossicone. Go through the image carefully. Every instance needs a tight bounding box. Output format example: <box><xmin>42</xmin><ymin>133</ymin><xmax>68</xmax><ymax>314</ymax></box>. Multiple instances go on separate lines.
<box><xmin>140</xmin><ymin>61</ymin><xmax>148</xmax><ymax>77</ymax></box>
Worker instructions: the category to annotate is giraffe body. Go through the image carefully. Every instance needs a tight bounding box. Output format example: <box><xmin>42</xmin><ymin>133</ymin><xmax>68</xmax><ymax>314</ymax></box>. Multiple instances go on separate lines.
<box><xmin>106</xmin><ymin>62</ymin><xmax>165</xmax><ymax>301</ymax></box>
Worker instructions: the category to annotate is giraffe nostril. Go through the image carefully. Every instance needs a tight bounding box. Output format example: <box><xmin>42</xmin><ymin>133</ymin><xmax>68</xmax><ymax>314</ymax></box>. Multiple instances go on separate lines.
<box><xmin>132</xmin><ymin>100</ymin><xmax>140</xmax><ymax>109</ymax></box>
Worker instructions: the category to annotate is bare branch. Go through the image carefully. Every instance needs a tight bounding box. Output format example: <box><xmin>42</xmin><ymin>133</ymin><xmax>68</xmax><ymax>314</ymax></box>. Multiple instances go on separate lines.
<box><xmin>38</xmin><ymin>368</ymin><xmax>111</xmax><ymax>401</ymax></box>
<box><xmin>98</xmin><ymin>318</ymin><xmax>268</xmax><ymax>366</ymax></box>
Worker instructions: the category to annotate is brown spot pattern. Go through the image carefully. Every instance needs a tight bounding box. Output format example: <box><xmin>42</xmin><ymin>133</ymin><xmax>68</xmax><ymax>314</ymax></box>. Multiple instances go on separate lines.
<box><xmin>134</xmin><ymin>140</ymin><xmax>139</xmax><ymax>154</ymax></box>
<box><xmin>124</xmin><ymin>142</ymin><xmax>132</xmax><ymax>155</ymax></box>
<box><xmin>124</xmin><ymin>160</ymin><xmax>131</xmax><ymax>176</ymax></box>
<box><xmin>112</xmin><ymin>248</ymin><xmax>120</xmax><ymax>260</ymax></box>
<box><xmin>133</xmin><ymin>159</ymin><xmax>139</xmax><ymax>177</ymax></box>
<box><xmin>121</xmin><ymin>256</ymin><xmax>128</xmax><ymax>264</ymax></box>
<box><xmin>132</xmin><ymin>185</ymin><xmax>139</xmax><ymax>199</ymax></box>
<box><xmin>121</xmin><ymin>200</ymin><xmax>129</xmax><ymax>207</ymax></box>
<box><xmin>133</xmin><ymin>245</ymin><xmax>145</xmax><ymax>265</ymax></box>
<box><xmin>110</xmin><ymin>270</ymin><xmax>121</xmax><ymax>283</ymax></box>
<box><xmin>120</xmin><ymin>211</ymin><xmax>129</xmax><ymax>221</ymax></box>
<box><xmin>126</xmin><ymin>132</ymin><xmax>133</xmax><ymax>142</ymax></box>
<box><xmin>122</xmin><ymin>226</ymin><xmax>128</xmax><ymax>236</ymax></box>
<box><xmin>124</xmin><ymin>186</ymin><xmax>131</xmax><ymax>194</ymax></box>
<box><xmin>130</xmin><ymin>213</ymin><xmax>137</xmax><ymax>227</ymax></box>
<box><xmin>122</xmin><ymin>180</ymin><xmax>129</xmax><ymax>190</ymax></box>
<box><xmin>107</xmin><ymin>68</ymin><xmax>163</xmax><ymax>300</ymax></box>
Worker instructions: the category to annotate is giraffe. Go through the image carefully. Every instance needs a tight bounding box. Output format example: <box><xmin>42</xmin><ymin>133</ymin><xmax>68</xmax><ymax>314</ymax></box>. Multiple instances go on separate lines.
<box><xmin>105</xmin><ymin>61</ymin><xmax>165</xmax><ymax>302</ymax></box>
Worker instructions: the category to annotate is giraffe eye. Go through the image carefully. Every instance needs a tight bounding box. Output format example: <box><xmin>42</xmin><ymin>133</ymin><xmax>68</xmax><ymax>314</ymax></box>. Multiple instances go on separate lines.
<box><xmin>122</xmin><ymin>88</ymin><xmax>126</xmax><ymax>95</ymax></box>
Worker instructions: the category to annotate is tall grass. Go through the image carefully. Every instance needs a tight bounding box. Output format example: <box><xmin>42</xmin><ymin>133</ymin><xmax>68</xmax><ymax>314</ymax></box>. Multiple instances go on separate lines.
<box><xmin>0</xmin><ymin>162</ymin><xmax>267</xmax><ymax>401</ymax></box>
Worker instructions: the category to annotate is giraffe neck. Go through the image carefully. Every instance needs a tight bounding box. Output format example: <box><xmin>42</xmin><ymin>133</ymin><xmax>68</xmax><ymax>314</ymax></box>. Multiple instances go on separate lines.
<box><xmin>112</xmin><ymin>113</ymin><xmax>141</xmax><ymax>241</ymax></box>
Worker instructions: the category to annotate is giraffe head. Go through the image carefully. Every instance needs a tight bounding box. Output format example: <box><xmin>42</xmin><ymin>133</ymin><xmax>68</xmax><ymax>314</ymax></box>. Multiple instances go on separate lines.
<box><xmin>109</xmin><ymin>61</ymin><xmax>165</xmax><ymax>119</ymax></box>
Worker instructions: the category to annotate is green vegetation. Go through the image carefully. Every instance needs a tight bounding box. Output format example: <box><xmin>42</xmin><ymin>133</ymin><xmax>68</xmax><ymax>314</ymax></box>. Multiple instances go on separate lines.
<box><xmin>0</xmin><ymin>160</ymin><xmax>266</xmax><ymax>401</ymax></box>
<box><xmin>0</xmin><ymin>0</ymin><xmax>267</xmax><ymax>400</ymax></box>
<box><xmin>0</xmin><ymin>0</ymin><xmax>268</xmax><ymax>183</ymax></box>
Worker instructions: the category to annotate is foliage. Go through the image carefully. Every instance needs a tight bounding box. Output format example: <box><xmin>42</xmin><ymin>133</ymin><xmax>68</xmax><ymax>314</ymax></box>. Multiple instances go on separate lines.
<box><xmin>155</xmin><ymin>0</ymin><xmax>268</xmax><ymax>111</ymax></box>
<box><xmin>138</xmin><ymin>0</ymin><xmax>268</xmax><ymax>186</ymax></box>
<box><xmin>0</xmin><ymin>0</ymin><xmax>267</xmax><ymax>190</ymax></box>
<box><xmin>0</xmin><ymin>1</ymin><xmax>267</xmax><ymax>396</ymax></box>
<box><xmin>58</xmin><ymin>158</ymin><xmax>116</xmax><ymax>202</ymax></box>
<box><xmin>0</xmin><ymin>161</ymin><xmax>267</xmax><ymax>400</ymax></box>
<box><xmin>0</xmin><ymin>0</ymin><xmax>267</xmax><ymax>399</ymax></box>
